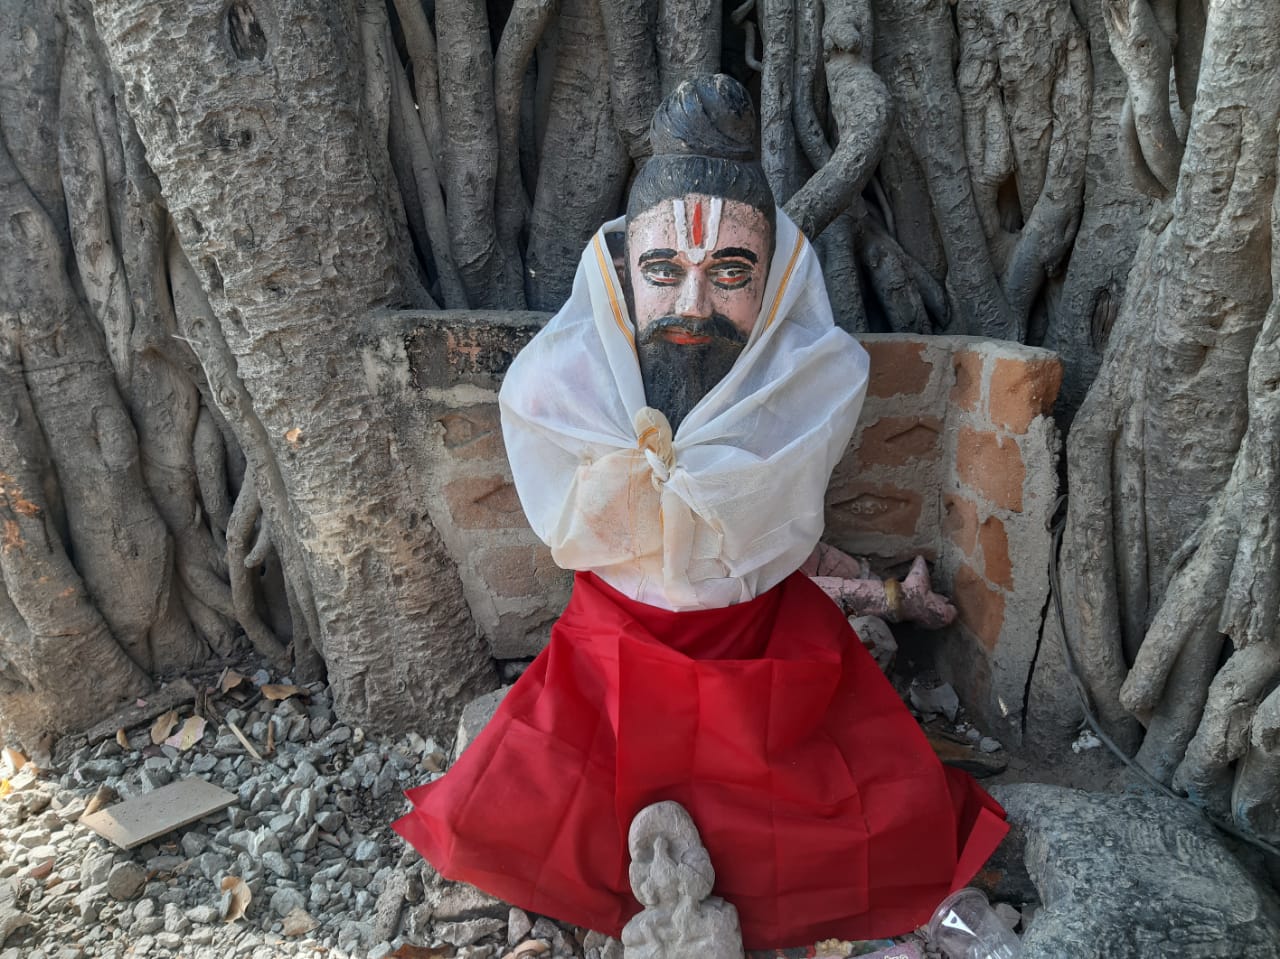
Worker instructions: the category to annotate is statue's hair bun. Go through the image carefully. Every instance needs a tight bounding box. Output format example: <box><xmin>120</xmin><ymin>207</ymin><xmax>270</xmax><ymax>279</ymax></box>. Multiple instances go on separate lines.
<box><xmin>626</xmin><ymin>73</ymin><xmax>775</xmax><ymax>242</ymax></box>
<box><xmin>648</xmin><ymin>74</ymin><xmax>759</xmax><ymax>162</ymax></box>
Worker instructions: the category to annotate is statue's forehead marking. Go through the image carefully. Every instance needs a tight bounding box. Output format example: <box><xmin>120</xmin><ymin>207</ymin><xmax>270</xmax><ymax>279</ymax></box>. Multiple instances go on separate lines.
<box><xmin>671</xmin><ymin>197</ymin><xmax>722</xmax><ymax>264</ymax></box>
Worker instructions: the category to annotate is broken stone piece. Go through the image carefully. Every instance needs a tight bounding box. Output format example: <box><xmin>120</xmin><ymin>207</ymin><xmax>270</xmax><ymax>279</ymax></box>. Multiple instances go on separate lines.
<box><xmin>848</xmin><ymin>615</ymin><xmax>898</xmax><ymax>672</ymax></box>
<box><xmin>992</xmin><ymin>901</ymin><xmax>1020</xmax><ymax>930</ymax></box>
<box><xmin>454</xmin><ymin>686</ymin><xmax>512</xmax><ymax>758</ymax></box>
<box><xmin>372</xmin><ymin>871</ymin><xmax>408</xmax><ymax>941</ymax></box>
<box><xmin>105</xmin><ymin>861</ymin><xmax>146</xmax><ymax>901</ymax></box>
<box><xmin>281</xmin><ymin>906</ymin><xmax>318</xmax><ymax>937</ymax></box>
<box><xmin>433</xmin><ymin>917</ymin><xmax>506</xmax><ymax>947</ymax></box>
<box><xmin>508</xmin><ymin>906</ymin><xmax>533</xmax><ymax>946</ymax></box>
<box><xmin>584</xmin><ymin>930</ymin><xmax>625</xmax><ymax>959</ymax></box>
<box><xmin>621</xmin><ymin>801</ymin><xmax>744</xmax><ymax>959</ymax></box>
<box><xmin>910</xmin><ymin>682</ymin><xmax>961</xmax><ymax>723</ymax></box>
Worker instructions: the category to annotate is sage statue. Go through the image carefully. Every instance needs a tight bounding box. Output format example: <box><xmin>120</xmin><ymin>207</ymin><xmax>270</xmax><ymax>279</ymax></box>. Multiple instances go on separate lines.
<box><xmin>395</xmin><ymin>75</ymin><xmax>1008</xmax><ymax>951</ymax></box>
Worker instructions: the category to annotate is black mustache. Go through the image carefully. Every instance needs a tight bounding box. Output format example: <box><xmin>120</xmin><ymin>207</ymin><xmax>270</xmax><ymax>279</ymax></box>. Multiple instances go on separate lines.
<box><xmin>639</xmin><ymin>313</ymin><xmax>747</xmax><ymax>345</ymax></box>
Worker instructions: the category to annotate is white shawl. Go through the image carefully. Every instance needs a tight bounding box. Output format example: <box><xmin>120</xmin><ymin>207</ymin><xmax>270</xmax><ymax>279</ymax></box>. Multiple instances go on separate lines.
<box><xmin>499</xmin><ymin>210</ymin><xmax>869</xmax><ymax>610</ymax></box>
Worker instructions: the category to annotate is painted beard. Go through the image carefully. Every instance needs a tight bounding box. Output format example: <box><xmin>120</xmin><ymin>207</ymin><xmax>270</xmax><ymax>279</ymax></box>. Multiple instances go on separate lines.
<box><xmin>636</xmin><ymin>314</ymin><xmax>747</xmax><ymax>435</ymax></box>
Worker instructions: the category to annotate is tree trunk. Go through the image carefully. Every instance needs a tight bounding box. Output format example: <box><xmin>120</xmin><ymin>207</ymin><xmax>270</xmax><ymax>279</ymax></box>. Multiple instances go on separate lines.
<box><xmin>1061</xmin><ymin>0</ymin><xmax>1280</xmax><ymax>832</ymax></box>
<box><xmin>86</xmin><ymin>0</ymin><xmax>492</xmax><ymax>734</ymax></box>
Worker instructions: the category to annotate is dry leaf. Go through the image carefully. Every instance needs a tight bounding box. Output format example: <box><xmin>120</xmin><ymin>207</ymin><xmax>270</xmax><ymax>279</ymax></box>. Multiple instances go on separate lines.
<box><xmin>150</xmin><ymin>709</ymin><xmax>179</xmax><ymax>745</ymax></box>
<box><xmin>220</xmin><ymin>669</ymin><xmax>246</xmax><ymax>694</ymax></box>
<box><xmin>502</xmin><ymin>942</ymin><xmax>550</xmax><ymax>959</ymax></box>
<box><xmin>281</xmin><ymin>906</ymin><xmax>318</xmax><ymax>936</ymax></box>
<box><xmin>391</xmin><ymin>946</ymin><xmax>455</xmax><ymax>959</ymax></box>
<box><xmin>226</xmin><ymin>721</ymin><xmax>263</xmax><ymax>762</ymax></box>
<box><xmin>164</xmin><ymin>716</ymin><xmax>207</xmax><ymax>751</ymax></box>
<box><xmin>82</xmin><ymin>784</ymin><xmax>117</xmax><ymax>818</ymax></box>
<box><xmin>0</xmin><ymin>779</ymin><xmax>10</xmax><ymax>799</ymax></box>
<box><xmin>1</xmin><ymin>747</ymin><xmax>27</xmax><ymax>775</ymax></box>
<box><xmin>220</xmin><ymin>875</ymin><xmax>251</xmax><ymax>922</ymax></box>
<box><xmin>115</xmin><ymin>728</ymin><xmax>129</xmax><ymax>750</ymax></box>
<box><xmin>261</xmin><ymin>684</ymin><xmax>303</xmax><ymax>701</ymax></box>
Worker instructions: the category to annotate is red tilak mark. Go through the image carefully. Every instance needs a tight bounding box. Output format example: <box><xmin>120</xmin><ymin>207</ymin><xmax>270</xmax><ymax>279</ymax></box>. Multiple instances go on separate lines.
<box><xmin>691</xmin><ymin>201</ymin><xmax>704</xmax><ymax>247</ymax></box>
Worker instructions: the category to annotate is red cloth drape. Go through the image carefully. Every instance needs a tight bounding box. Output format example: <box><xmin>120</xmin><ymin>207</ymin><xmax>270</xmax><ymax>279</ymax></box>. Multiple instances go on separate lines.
<box><xmin>393</xmin><ymin>571</ymin><xmax>1008</xmax><ymax>949</ymax></box>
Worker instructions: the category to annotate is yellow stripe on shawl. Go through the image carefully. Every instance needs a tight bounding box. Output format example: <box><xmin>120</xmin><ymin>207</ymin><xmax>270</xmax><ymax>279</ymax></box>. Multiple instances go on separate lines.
<box><xmin>593</xmin><ymin>234</ymin><xmax>635</xmax><ymax>352</ymax></box>
<box><xmin>764</xmin><ymin>232</ymin><xmax>806</xmax><ymax>331</ymax></box>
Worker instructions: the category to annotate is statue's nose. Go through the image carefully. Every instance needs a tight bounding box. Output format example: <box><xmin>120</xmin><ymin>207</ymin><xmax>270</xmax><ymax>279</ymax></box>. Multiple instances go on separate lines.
<box><xmin>674</xmin><ymin>270</ymin><xmax>712</xmax><ymax>321</ymax></box>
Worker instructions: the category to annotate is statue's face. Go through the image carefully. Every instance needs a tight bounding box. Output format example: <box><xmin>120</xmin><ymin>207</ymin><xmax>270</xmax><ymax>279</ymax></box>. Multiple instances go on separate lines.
<box><xmin>625</xmin><ymin>194</ymin><xmax>771</xmax><ymax>433</ymax></box>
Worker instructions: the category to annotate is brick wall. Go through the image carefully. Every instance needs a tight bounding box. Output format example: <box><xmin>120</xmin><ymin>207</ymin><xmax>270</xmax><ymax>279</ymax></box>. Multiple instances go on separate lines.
<box><xmin>370</xmin><ymin>312</ymin><xmax>573</xmax><ymax>660</ymax></box>
<box><xmin>827</xmin><ymin>335</ymin><xmax>1063</xmax><ymax>745</ymax></box>
<box><xmin>372</xmin><ymin>316</ymin><xmax>1062</xmax><ymax>743</ymax></box>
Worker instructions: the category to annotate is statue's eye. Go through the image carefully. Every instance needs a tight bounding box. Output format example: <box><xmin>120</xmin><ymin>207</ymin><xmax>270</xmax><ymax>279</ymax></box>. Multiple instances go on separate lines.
<box><xmin>641</xmin><ymin>261</ymin><xmax>683</xmax><ymax>285</ymax></box>
<box><xmin>710</xmin><ymin>262</ymin><xmax>753</xmax><ymax>288</ymax></box>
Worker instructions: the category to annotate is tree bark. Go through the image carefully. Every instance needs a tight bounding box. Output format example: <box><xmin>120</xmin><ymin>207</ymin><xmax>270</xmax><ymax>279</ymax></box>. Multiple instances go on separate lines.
<box><xmin>599</xmin><ymin>0</ymin><xmax>661</xmax><ymax>160</ymax></box>
<box><xmin>872</xmin><ymin>0</ymin><xmax>1016</xmax><ymax>338</ymax></box>
<box><xmin>524</xmin><ymin>0</ymin><xmax>630</xmax><ymax>309</ymax></box>
<box><xmin>1</xmin><ymin>116</ymin><xmax>188</xmax><ymax>678</ymax></box>
<box><xmin>435</xmin><ymin>0</ymin><xmax>526</xmax><ymax>307</ymax></box>
<box><xmin>1044</xmin><ymin>0</ymin><xmax>1153</xmax><ymax>411</ymax></box>
<box><xmin>657</xmin><ymin>0</ymin><xmax>721</xmax><ymax>94</ymax></box>
<box><xmin>759</xmin><ymin>0</ymin><xmax>804</xmax><ymax>204</ymax></box>
<box><xmin>783</xmin><ymin>0</ymin><xmax>889</xmax><ymax>242</ymax></box>
<box><xmin>1062</xmin><ymin>0</ymin><xmax>1280</xmax><ymax>797</ymax></box>
<box><xmin>92</xmin><ymin>0</ymin><xmax>492</xmax><ymax>733</ymax></box>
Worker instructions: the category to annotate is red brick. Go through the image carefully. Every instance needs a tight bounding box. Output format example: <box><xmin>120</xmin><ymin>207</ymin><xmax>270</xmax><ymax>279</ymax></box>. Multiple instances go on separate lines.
<box><xmin>955</xmin><ymin>427</ymin><xmax>1025</xmax><ymax>512</ymax></box>
<box><xmin>856</xmin><ymin>416</ymin><xmax>942</xmax><ymax>469</ymax></box>
<box><xmin>442</xmin><ymin>476</ymin><xmax>528</xmax><ymax>530</ymax></box>
<box><xmin>953</xmin><ymin>563</ymin><xmax>1006</xmax><ymax>652</ymax></box>
<box><xmin>951</xmin><ymin>350</ymin><xmax>984</xmax><ymax>412</ymax></box>
<box><xmin>989</xmin><ymin>356</ymin><xmax>1064</xmax><ymax>433</ymax></box>
<box><xmin>943</xmin><ymin>493</ymin><xmax>979</xmax><ymax>557</ymax></box>
<box><xmin>979</xmin><ymin>515</ymin><xmax>1013</xmax><ymax>589</ymax></box>
<box><xmin>481</xmin><ymin>544</ymin><xmax>564</xmax><ymax>598</ymax></box>
<box><xmin>826</xmin><ymin>481</ymin><xmax>923</xmax><ymax>539</ymax></box>
<box><xmin>863</xmin><ymin>340</ymin><xmax>933</xmax><ymax>399</ymax></box>
<box><xmin>436</xmin><ymin>405</ymin><xmax>504</xmax><ymax>462</ymax></box>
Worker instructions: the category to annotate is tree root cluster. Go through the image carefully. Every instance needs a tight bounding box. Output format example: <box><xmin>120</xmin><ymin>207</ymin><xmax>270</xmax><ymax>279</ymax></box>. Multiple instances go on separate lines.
<box><xmin>373</xmin><ymin>0</ymin><xmax>1105</xmax><ymax>342</ymax></box>
<box><xmin>1062</xmin><ymin>0</ymin><xmax>1280</xmax><ymax>842</ymax></box>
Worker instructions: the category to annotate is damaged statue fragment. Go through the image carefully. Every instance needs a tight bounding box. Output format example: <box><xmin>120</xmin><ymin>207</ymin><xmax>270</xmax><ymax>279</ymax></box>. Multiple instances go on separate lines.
<box><xmin>394</xmin><ymin>75</ymin><xmax>1008</xmax><ymax>950</ymax></box>
<box><xmin>622</xmin><ymin>802</ymin><xmax>745</xmax><ymax>959</ymax></box>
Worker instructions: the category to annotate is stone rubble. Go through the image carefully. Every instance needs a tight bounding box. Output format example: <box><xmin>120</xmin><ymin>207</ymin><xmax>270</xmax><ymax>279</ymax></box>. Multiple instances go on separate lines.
<box><xmin>0</xmin><ymin>676</ymin><xmax>505</xmax><ymax>959</ymax></box>
<box><xmin>908</xmin><ymin>682</ymin><xmax>961</xmax><ymax>724</ymax></box>
<box><xmin>0</xmin><ymin>668</ymin><xmax>1030</xmax><ymax>959</ymax></box>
